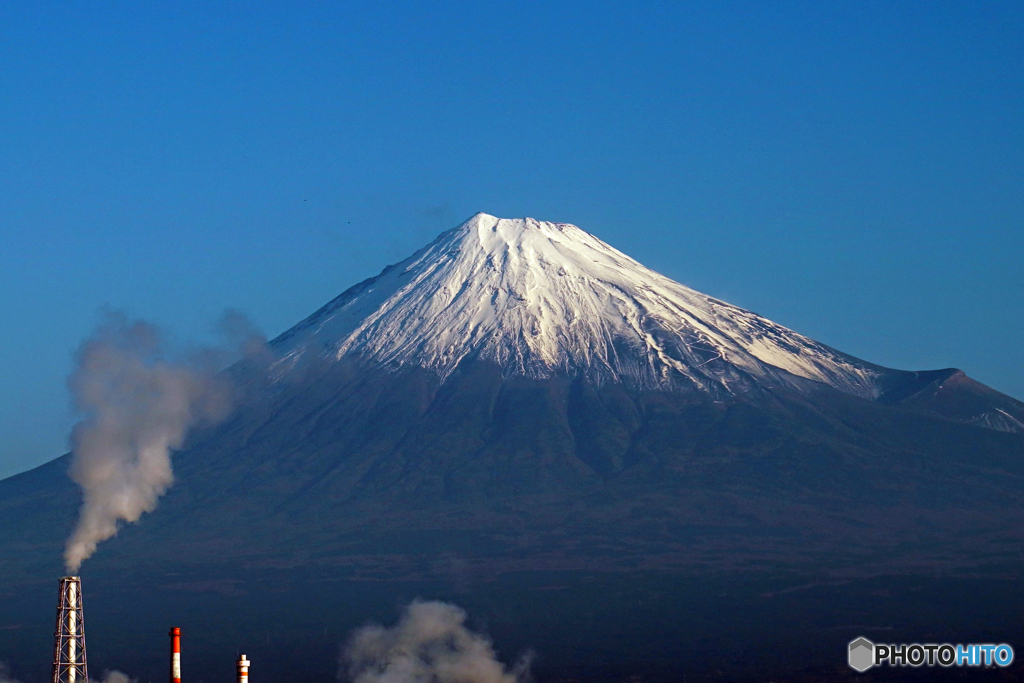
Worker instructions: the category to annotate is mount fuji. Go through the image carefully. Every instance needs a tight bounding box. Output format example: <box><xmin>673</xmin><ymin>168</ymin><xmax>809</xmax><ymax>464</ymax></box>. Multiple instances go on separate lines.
<box><xmin>1</xmin><ymin>214</ymin><xmax>1022</xmax><ymax>682</ymax></box>
<box><xmin>272</xmin><ymin>212</ymin><xmax>1023</xmax><ymax>431</ymax></box>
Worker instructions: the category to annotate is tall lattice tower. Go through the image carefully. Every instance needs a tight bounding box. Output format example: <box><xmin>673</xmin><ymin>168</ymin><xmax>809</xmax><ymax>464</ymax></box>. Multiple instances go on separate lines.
<box><xmin>52</xmin><ymin>577</ymin><xmax>88</xmax><ymax>683</ymax></box>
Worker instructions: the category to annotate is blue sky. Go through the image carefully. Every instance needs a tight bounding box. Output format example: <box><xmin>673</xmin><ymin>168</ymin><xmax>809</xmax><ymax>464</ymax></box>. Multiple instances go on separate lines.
<box><xmin>1</xmin><ymin>1</ymin><xmax>1022</xmax><ymax>479</ymax></box>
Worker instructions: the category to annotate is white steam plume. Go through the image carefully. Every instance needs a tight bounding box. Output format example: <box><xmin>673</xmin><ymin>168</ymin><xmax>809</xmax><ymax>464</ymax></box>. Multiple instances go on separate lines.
<box><xmin>64</xmin><ymin>312</ymin><xmax>263</xmax><ymax>572</ymax></box>
<box><xmin>90</xmin><ymin>672</ymin><xmax>135</xmax><ymax>683</ymax></box>
<box><xmin>0</xmin><ymin>662</ymin><xmax>22</xmax><ymax>683</ymax></box>
<box><xmin>2</xmin><ymin>659</ymin><xmax>134</xmax><ymax>683</ymax></box>
<box><xmin>341</xmin><ymin>600</ymin><xmax>532</xmax><ymax>683</ymax></box>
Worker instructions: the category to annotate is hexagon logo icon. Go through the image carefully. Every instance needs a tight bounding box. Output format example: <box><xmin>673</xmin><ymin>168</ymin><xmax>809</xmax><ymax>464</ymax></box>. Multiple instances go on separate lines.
<box><xmin>848</xmin><ymin>637</ymin><xmax>874</xmax><ymax>672</ymax></box>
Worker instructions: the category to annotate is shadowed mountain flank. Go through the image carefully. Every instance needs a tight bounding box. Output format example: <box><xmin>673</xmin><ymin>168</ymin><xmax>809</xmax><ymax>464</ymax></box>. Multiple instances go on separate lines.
<box><xmin>1</xmin><ymin>214</ymin><xmax>1022</xmax><ymax>683</ymax></box>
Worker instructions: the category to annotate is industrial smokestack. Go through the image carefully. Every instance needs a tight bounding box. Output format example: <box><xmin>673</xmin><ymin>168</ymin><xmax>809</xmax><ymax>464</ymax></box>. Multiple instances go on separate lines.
<box><xmin>235</xmin><ymin>655</ymin><xmax>249</xmax><ymax>683</ymax></box>
<box><xmin>52</xmin><ymin>577</ymin><xmax>88</xmax><ymax>683</ymax></box>
<box><xmin>168</xmin><ymin>628</ymin><xmax>180</xmax><ymax>683</ymax></box>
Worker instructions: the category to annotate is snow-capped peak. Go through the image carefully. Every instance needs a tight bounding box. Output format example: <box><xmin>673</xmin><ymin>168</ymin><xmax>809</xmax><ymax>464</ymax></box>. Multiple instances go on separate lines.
<box><xmin>272</xmin><ymin>213</ymin><xmax>885</xmax><ymax>397</ymax></box>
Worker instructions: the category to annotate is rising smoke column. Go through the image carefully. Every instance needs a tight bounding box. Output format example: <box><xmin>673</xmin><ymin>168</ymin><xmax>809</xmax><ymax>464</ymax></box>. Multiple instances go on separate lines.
<box><xmin>63</xmin><ymin>312</ymin><xmax>260</xmax><ymax>572</ymax></box>
<box><xmin>341</xmin><ymin>600</ymin><xmax>532</xmax><ymax>683</ymax></box>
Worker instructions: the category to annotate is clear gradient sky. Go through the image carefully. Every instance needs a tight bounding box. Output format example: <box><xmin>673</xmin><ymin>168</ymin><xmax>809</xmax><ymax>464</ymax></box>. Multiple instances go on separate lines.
<box><xmin>1</xmin><ymin>2</ymin><xmax>1022</xmax><ymax>479</ymax></box>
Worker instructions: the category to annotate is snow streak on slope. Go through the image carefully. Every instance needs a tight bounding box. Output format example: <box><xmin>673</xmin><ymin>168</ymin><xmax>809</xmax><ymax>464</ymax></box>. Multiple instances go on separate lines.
<box><xmin>272</xmin><ymin>213</ymin><xmax>886</xmax><ymax>397</ymax></box>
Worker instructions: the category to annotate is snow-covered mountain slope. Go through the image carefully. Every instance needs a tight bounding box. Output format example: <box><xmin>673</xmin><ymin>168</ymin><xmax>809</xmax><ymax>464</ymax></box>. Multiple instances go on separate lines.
<box><xmin>271</xmin><ymin>213</ymin><xmax>896</xmax><ymax>398</ymax></box>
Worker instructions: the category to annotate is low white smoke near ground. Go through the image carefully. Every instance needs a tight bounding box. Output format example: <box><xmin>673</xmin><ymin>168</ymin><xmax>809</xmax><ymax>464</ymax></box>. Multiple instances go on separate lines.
<box><xmin>0</xmin><ymin>662</ymin><xmax>21</xmax><ymax>683</ymax></box>
<box><xmin>0</xmin><ymin>660</ymin><xmax>133</xmax><ymax>683</ymax></box>
<box><xmin>341</xmin><ymin>600</ymin><xmax>532</xmax><ymax>683</ymax></box>
<box><xmin>90</xmin><ymin>671</ymin><xmax>135</xmax><ymax>683</ymax></box>
<box><xmin>64</xmin><ymin>311</ymin><xmax>265</xmax><ymax>572</ymax></box>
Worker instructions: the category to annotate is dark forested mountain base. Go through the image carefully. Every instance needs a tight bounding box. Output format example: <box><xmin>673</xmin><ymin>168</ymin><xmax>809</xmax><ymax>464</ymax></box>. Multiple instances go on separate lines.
<box><xmin>2</xmin><ymin>360</ymin><xmax>1022</xmax><ymax>681</ymax></box>
<box><xmin>0</xmin><ymin>569</ymin><xmax>1021</xmax><ymax>682</ymax></box>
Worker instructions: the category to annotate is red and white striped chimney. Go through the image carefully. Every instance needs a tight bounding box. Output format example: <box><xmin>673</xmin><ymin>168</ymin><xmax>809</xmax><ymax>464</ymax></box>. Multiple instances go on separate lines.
<box><xmin>168</xmin><ymin>628</ymin><xmax>180</xmax><ymax>683</ymax></box>
<box><xmin>236</xmin><ymin>655</ymin><xmax>249</xmax><ymax>683</ymax></box>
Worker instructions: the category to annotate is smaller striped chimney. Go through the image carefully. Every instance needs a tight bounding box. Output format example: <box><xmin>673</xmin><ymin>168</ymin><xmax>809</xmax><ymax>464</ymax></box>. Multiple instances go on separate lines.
<box><xmin>236</xmin><ymin>655</ymin><xmax>250</xmax><ymax>683</ymax></box>
<box><xmin>168</xmin><ymin>628</ymin><xmax>180</xmax><ymax>683</ymax></box>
